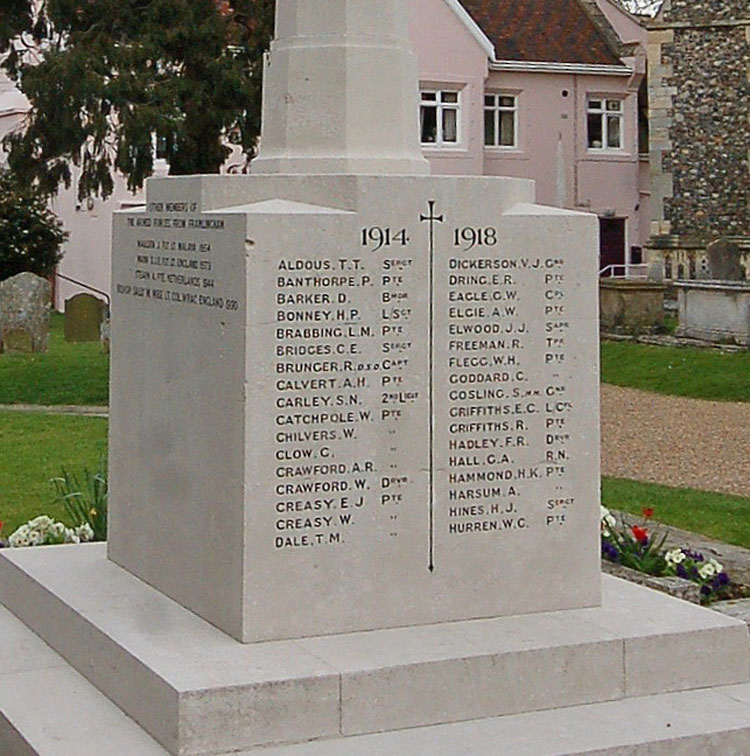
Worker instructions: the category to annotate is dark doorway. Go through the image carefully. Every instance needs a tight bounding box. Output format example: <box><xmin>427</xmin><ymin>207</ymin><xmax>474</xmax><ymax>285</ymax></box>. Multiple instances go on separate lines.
<box><xmin>599</xmin><ymin>218</ymin><xmax>625</xmax><ymax>276</ymax></box>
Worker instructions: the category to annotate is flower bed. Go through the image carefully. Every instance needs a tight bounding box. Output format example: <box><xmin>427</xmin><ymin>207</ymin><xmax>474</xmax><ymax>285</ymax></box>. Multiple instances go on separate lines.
<box><xmin>1</xmin><ymin>515</ymin><xmax>93</xmax><ymax>547</ymax></box>
<box><xmin>601</xmin><ymin>506</ymin><xmax>733</xmax><ymax>604</ymax></box>
<box><xmin>0</xmin><ymin>467</ymin><xmax>107</xmax><ymax>549</ymax></box>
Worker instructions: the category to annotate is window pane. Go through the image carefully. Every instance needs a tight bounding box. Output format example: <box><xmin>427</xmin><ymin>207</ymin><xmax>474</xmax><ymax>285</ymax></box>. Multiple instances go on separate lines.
<box><xmin>484</xmin><ymin>95</ymin><xmax>495</xmax><ymax>107</ymax></box>
<box><xmin>155</xmin><ymin>135</ymin><xmax>168</xmax><ymax>160</ymax></box>
<box><xmin>499</xmin><ymin>110</ymin><xmax>515</xmax><ymax>146</ymax></box>
<box><xmin>421</xmin><ymin>91</ymin><xmax>436</xmax><ymax>101</ymax></box>
<box><xmin>421</xmin><ymin>106</ymin><xmax>437</xmax><ymax>143</ymax></box>
<box><xmin>588</xmin><ymin>113</ymin><xmax>603</xmax><ymax>148</ymax></box>
<box><xmin>588</xmin><ymin>99</ymin><xmax>602</xmax><ymax>111</ymax></box>
<box><xmin>484</xmin><ymin>109</ymin><xmax>496</xmax><ymax>146</ymax></box>
<box><xmin>499</xmin><ymin>96</ymin><xmax>515</xmax><ymax>109</ymax></box>
<box><xmin>443</xmin><ymin>108</ymin><xmax>458</xmax><ymax>142</ymax></box>
<box><xmin>441</xmin><ymin>91</ymin><xmax>458</xmax><ymax>103</ymax></box>
<box><xmin>607</xmin><ymin>115</ymin><xmax>621</xmax><ymax>148</ymax></box>
<box><xmin>607</xmin><ymin>99</ymin><xmax>621</xmax><ymax>111</ymax></box>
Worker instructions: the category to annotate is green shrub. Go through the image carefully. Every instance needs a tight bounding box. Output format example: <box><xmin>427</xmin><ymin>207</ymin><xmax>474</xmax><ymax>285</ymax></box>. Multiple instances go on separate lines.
<box><xmin>0</xmin><ymin>170</ymin><xmax>67</xmax><ymax>282</ymax></box>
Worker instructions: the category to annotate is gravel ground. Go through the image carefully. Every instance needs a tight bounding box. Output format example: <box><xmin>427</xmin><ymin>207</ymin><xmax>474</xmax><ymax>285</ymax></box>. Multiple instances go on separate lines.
<box><xmin>601</xmin><ymin>384</ymin><xmax>750</xmax><ymax>498</ymax></box>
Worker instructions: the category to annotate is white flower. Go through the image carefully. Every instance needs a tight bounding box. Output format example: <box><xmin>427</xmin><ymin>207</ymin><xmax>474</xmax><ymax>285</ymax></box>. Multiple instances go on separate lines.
<box><xmin>65</xmin><ymin>531</ymin><xmax>81</xmax><ymax>545</ymax></box>
<box><xmin>600</xmin><ymin>506</ymin><xmax>616</xmax><ymax>535</ymax></box>
<box><xmin>8</xmin><ymin>530</ymin><xmax>30</xmax><ymax>547</ymax></box>
<box><xmin>28</xmin><ymin>516</ymin><xmax>54</xmax><ymax>530</ymax></box>
<box><xmin>75</xmin><ymin>523</ymin><xmax>95</xmax><ymax>542</ymax></box>
<box><xmin>28</xmin><ymin>530</ymin><xmax>44</xmax><ymax>546</ymax></box>
<box><xmin>665</xmin><ymin>548</ymin><xmax>686</xmax><ymax>565</ymax></box>
<box><xmin>698</xmin><ymin>562</ymin><xmax>717</xmax><ymax>580</ymax></box>
<box><xmin>709</xmin><ymin>558</ymin><xmax>723</xmax><ymax>574</ymax></box>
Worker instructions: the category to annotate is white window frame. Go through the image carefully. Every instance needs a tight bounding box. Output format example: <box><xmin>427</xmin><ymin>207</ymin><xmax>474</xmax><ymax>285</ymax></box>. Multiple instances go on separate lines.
<box><xmin>587</xmin><ymin>97</ymin><xmax>624</xmax><ymax>151</ymax></box>
<box><xmin>420</xmin><ymin>89</ymin><xmax>461</xmax><ymax>148</ymax></box>
<box><xmin>151</xmin><ymin>132</ymin><xmax>170</xmax><ymax>166</ymax></box>
<box><xmin>484</xmin><ymin>92</ymin><xmax>518</xmax><ymax>149</ymax></box>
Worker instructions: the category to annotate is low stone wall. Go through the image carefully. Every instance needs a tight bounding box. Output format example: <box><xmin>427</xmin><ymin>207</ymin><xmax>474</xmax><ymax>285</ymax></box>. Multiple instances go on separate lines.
<box><xmin>602</xmin><ymin>560</ymin><xmax>700</xmax><ymax>603</ymax></box>
<box><xmin>676</xmin><ymin>280</ymin><xmax>750</xmax><ymax>345</ymax></box>
<box><xmin>599</xmin><ymin>279</ymin><xmax>666</xmax><ymax>333</ymax></box>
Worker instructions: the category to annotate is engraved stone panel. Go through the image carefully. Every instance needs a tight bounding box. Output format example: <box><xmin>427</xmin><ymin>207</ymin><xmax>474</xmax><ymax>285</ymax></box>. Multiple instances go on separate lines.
<box><xmin>109</xmin><ymin>174</ymin><xmax>600</xmax><ymax>643</ymax></box>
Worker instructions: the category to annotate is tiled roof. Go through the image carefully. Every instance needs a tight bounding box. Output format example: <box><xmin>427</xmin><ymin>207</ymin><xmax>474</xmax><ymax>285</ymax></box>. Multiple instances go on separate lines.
<box><xmin>459</xmin><ymin>0</ymin><xmax>623</xmax><ymax>66</ymax></box>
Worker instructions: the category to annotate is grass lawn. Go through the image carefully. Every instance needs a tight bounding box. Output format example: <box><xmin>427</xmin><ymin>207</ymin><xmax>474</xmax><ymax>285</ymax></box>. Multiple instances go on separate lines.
<box><xmin>0</xmin><ymin>412</ymin><xmax>108</xmax><ymax>538</ymax></box>
<box><xmin>0</xmin><ymin>313</ymin><xmax>109</xmax><ymax>406</ymax></box>
<box><xmin>600</xmin><ymin>340</ymin><xmax>750</xmax><ymax>403</ymax></box>
<box><xmin>602</xmin><ymin>476</ymin><xmax>750</xmax><ymax>550</ymax></box>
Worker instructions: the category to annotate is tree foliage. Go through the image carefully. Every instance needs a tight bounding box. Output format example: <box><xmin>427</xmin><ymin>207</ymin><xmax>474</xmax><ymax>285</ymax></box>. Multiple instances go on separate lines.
<box><xmin>0</xmin><ymin>0</ymin><xmax>275</xmax><ymax>200</ymax></box>
<box><xmin>0</xmin><ymin>170</ymin><xmax>67</xmax><ymax>281</ymax></box>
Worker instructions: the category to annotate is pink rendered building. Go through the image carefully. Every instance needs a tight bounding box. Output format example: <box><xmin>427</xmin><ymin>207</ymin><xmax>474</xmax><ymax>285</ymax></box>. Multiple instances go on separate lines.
<box><xmin>0</xmin><ymin>0</ymin><xmax>649</xmax><ymax>306</ymax></box>
<box><xmin>410</xmin><ymin>0</ymin><xmax>650</xmax><ymax>274</ymax></box>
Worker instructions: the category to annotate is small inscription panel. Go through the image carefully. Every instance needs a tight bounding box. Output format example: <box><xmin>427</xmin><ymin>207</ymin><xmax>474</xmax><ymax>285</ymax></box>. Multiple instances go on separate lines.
<box><xmin>114</xmin><ymin>204</ymin><xmax>242</xmax><ymax>315</ymax></box>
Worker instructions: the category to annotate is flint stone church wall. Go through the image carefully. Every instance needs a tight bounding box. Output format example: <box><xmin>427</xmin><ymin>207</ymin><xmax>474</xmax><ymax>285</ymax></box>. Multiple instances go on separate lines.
<box><xmin>646</xmin><ymin>0</ymin><xmax>750</xmax><ymax>279</ymax></box>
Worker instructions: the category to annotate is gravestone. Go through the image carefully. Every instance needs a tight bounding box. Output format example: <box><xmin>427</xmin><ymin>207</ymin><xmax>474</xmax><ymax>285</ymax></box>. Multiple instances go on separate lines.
<box><xmin>1</xmin><ymin>328</ymin><xmax>33</xmax><ymax>353</ymax></box>
<box><xmin>707</xmin><ymin>238</ymin><xmax>744</xmax><ymax>280</ymax></box>
<box><xmin>0</xmin><ymin>272</ymin><xmax>51</xmax><ymax>354</ymax></box>
<box><xmin>64</xmin><ymin>293</ymin><xmax>106</xmax><ymax>342</ymax></box>
<box><xmin>2</xmin><ymin>3</ymin><xmax>750</xmax><ymax>754</ymax></box>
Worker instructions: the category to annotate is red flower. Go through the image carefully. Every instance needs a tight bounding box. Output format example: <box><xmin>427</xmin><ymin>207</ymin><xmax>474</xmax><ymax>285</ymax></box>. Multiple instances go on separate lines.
<box><xmin>642</xmin><ymin>507</ymin><xmax>654</xmax><ymax>519</ymax></box>
<box><xmin>631</xmin><ymin>525</ymin><xmax>649</xmax><ymax>544</ymax></box>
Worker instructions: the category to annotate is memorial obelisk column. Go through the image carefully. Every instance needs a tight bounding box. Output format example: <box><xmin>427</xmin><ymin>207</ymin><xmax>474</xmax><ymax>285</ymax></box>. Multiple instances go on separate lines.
<box><xmin>251</xmin><ymin>0</ymin><xmax>430</xmax><ymax>176</ymax></box>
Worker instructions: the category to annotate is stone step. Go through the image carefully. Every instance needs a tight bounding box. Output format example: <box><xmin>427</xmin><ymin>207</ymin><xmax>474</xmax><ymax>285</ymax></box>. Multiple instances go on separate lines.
<box><xmin>255</xmin><ymin>685</ymin><xmax>750</xmax><ymax>755</ymax></box>
<box><xmin>2</xmin><ymin>607</ymin><xmax>750</xmax><ymax>756</ymax></box>
<box><xmin>1</xmin><ymin>544</ymin><xmax>749</xmax><ymax>756</ymax></box>
<box><xmin>0</xmin><ymin>606</ymin><xmax>165</xmax><ymax>756</ymax></box>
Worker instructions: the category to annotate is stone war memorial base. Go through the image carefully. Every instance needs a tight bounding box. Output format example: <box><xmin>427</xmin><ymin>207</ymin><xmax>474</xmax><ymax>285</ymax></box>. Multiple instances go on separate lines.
<box><xmin>1</xmin><ymin>544</ymin><xmax>750</xmax><ymax>755</ymax></box>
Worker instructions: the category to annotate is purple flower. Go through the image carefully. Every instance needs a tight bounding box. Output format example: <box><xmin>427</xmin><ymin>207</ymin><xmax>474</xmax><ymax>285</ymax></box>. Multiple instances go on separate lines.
<box><xmin>601</xmin><ymin>538</ymin><xmax>620</xmax><ymax>563</ymax></box>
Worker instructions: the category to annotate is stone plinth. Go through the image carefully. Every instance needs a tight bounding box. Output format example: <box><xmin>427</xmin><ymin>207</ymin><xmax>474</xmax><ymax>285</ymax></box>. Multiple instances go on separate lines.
<box><xmin>1</xmin><ymin>544</ymin><xmax>749</xmax><ymax>755</ymax></box>
<box><xmin>599</xmin><ymin>279</ymin><xmax>667</xmax><ymax>333</ymax></box>
<box><xmin>109</xmin><ymin>173</ymin><xmax>600</xmax><ymax>643</ymax></box>
<box><xmin>675</xmin><ymin>280</ymin><xmax>750</xmax><ymax>345</ymax></box>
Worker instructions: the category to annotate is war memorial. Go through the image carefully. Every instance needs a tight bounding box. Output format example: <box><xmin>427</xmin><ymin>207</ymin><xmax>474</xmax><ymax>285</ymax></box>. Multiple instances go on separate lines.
<box><xmin>1</xmin><ymin>1</ymin><xmax>750</xmax><ymax>753</ymax></box>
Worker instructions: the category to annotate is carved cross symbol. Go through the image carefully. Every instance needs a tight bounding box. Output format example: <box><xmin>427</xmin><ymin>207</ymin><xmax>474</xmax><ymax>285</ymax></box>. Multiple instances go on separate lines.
<box><xmin>420</xmin><ymin>200</ymin><xmax>444</xmax><ymax>239</ymax></box>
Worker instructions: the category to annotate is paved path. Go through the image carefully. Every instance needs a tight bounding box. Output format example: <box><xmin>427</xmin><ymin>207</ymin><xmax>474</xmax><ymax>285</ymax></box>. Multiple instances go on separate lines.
<box><xmin>0</xmin><ymin>404</ymin><xmax>108</xmax><ymax>418</ymax></box>
<box><xmin>601</xmin><ymin>384</ymin><xmax>750</xmax><ymax>498</ymax></box>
